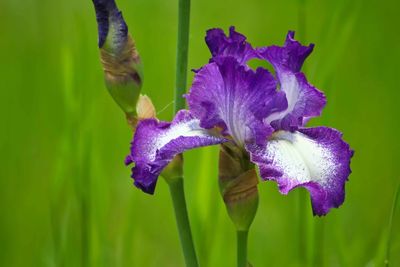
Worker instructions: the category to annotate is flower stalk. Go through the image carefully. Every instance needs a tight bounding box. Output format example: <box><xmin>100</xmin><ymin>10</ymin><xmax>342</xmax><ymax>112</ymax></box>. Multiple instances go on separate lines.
<box><xmin>167</xmin><ymin>0</ymin><xmax>199</xmax><ymax>266</ymax></box>
<box><xmin>174</xmin><ymin>0</ymin><xmax>191</xmax><ymax>113</ymax></box>
<box><xmin>167</xmin><ymin>177</ymin><xmax>199</xmax><ymax>267</ymax></box>
<box><xmin>237</xmin><ymin>230</ymin><xmax>249</xmax><ymax>267</ymax></box>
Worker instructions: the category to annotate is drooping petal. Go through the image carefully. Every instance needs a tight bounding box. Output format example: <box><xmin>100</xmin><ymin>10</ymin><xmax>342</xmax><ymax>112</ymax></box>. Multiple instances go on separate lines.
<box><xmin>125</xmin><ymin>110</ymin><xmax>227</xmax><ymax>194</ymax></box>
<box><xmin>258</xmin><ymin>31</ymin><xmax>326</xmax><ymax>130</ymax></box>
<box><xmin>205</xmin><ymin>26</ymin><xmax>257</xmax><ymax>65</ymax></box>
<box><xmin>248</xmin><ymin>127</ymin><xmax>353</xmax><ymax>216</ymax></box>
<box><xmin>187</xmin><ymin>57</ymin><xmax>286</xmax><ymax>147</ymax></box>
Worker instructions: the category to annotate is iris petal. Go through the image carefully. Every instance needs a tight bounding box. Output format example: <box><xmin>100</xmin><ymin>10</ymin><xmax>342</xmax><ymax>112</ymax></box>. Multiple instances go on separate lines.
<box><xmin>247</xmin><ymin>127</ymin><xmax>353</xmax><ymax>216</ymax></box>
<box><xmin>187</xmin><ymin>57</ymin><xmax>285</xmax><ymax>146</ymax></box>
<box><xmin>125</xmin><ymin>110</ymin><xmax>227</xmax><ymax>193</ymax></box>
<box><xmin>205</xmin><ymin>26</ymin><xmax>258</xmax><ymax>66</ymax></box>
<box><xmin>258</xmin><ymin>31</ymin><xmax>326</xmax><ymax>130</ymax></box>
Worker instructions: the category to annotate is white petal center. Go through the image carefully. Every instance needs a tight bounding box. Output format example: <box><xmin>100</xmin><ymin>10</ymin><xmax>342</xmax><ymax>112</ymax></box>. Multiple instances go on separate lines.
<box><xmin>266</xmin><ymin>131</ymin><xmax>336</xmax><ymax>186</ymax></box>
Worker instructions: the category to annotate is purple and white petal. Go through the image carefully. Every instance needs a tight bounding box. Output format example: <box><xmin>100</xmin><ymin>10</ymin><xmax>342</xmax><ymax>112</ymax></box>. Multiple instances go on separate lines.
<box><xmin>206</xmin><ymin>26</ymin><xmax>257</xmax><ymax>65</ymax></box>
<box><xmin>248</xmin><ymin>127</ymin><xmax>353</xmax><ymax>216</ymax></box>
<box><xmin>125</xmin><ymin>110</ymin><xmax>227</xmax><ymax>194</ymax></box>
<box><xmin>187</xmin><ymin>57</ymin><xmax>286</xmax><ymax>147</ymax></box>
<box><xmin>258</xmin><ymin>31</ymin><xmax>326</xmax><ymax>130</ymax></box>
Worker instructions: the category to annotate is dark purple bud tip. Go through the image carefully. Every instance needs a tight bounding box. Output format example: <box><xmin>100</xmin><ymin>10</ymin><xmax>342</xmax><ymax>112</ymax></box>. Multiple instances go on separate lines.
<box><xmin>92</xmin><ymin>0</ymin><xmax>127</xmax><ymax>48</ymax></box>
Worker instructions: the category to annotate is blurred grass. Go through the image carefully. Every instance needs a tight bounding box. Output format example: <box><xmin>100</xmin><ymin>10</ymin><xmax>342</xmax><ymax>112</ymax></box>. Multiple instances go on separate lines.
<box><xmin>1</xmin><ymin>0</ymin><xmax>400</xmax><ymax>266</ymax></box>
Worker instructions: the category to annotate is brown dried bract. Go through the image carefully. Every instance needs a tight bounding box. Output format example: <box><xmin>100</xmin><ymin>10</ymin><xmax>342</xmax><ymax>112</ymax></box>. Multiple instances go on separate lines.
<box><xmin>100</xmin><ymin>35</ymin><xmax>142</xmax><ymax>86</ymax></box>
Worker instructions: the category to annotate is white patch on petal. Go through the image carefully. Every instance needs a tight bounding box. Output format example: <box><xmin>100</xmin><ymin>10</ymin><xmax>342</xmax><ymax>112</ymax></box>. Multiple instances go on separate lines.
<box><xmin>148</xmin><ymin>119</ymin><xmax>219</xmax><ymax>161</ymax></box>
<box><xmin>266</xmin><ymin>131</ymin><xmax>336</xmax><ymax>187</ymax></box>
<box><xmin>157</xmin><ymin>119</ymin><xmax>207</xmax><ymax>147</ymax></box>
<box><xmin>265</xmin><ymin>74</ymin><xmax>300</xmax><ymax>124</ymax></box>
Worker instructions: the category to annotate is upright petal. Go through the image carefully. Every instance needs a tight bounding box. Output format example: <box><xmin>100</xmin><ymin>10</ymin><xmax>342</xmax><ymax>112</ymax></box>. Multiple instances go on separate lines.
<box><xmin>262</xmin><ymin>31</ymin><xmax>314</xmax><ymax>73</ymax></box>
<box><xmin>125</xmin><ymin>110</ymin><xmax>227</xmax><ymax>194</ymax></box>
<box><xmin>187</xmin><ymin>57</ymin><xmax>286</xmax><ymax>147</ymax></box>
<box><xmin>258</xmin><ymin>31</ymin><xmax>326</xmax><ymax>130</ymax></box>
<box><xmin>206</xmin><ymin>26</ymin><xmax>257</xmax><ymax>65</ymax></box>
<box><xmin>248</xmin><ymin>127</ymin><xmax>353</xmax><ymax>216</ymax></box>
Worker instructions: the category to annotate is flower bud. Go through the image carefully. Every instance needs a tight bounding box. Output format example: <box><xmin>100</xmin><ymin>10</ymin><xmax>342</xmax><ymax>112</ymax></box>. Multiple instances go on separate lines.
<box><xmin>219</xmin><ymin>143</ymin><xmax>259</xmax><ymax>231</ymax></box>
<box><xmin>92</xmin><ymin>0</ymin><xmax>143</xmax><ymax>117</ymax></box>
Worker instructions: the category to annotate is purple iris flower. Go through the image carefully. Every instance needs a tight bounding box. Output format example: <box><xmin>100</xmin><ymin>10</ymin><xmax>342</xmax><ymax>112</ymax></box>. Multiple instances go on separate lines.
<box><xmin>125</xmin><ymin>27</ymin><xmax>353</xmax><ymax>216</ymax></box>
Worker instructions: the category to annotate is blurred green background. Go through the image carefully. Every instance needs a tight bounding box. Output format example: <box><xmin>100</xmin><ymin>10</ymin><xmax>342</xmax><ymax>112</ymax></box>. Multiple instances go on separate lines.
<box><xmin>1</xmin><ymin>0</ymin><xmax>399</xmax><ymax>266</ymax></box>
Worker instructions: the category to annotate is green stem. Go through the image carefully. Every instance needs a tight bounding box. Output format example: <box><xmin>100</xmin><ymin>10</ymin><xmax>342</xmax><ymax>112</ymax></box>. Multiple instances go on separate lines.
<box><xmin>174</xmin><ymin>0</ymin><xmax>191</xmax><ymax>113</ymax></box>
<box><xmin>168</xmin><ymin>178</ymin><xmax>199</xmax><ymax>267</ymax></box>
<box><xmin>237</xmin><ymin>230</ymin><xmax>248</xmax><ymax>267</ymax></box>
<box><xmin>171</xmin><ymin>1</ymin><xmax>197</xmax><ymax>266</ymax></box>
<box><xmin>385</xmin><ymin>181</ymin><xmax>400</xmax><ymax>266</ymax></box>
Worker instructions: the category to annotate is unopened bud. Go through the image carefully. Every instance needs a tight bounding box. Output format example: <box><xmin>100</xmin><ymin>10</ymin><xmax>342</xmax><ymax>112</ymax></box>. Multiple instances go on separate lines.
<box><xmin>92</xmin><ymin>0</ymin><xmax>143</xmax><ymax>117</ymax></box>
<box><xmin>219</xmin><ymin>143</ymin><xmax>259</xmax><ymax>231</ymax></box>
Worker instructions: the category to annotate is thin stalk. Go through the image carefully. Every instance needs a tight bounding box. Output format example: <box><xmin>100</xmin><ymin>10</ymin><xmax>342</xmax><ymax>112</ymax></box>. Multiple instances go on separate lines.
<box><xmin>170</xmin><ymin>0</ymin><xmax>198</xmax><ymax>266</ymax></box>
<box><xmin>174</xmin><ymin>0</ymin><xmax>191</xmax><ymax>113</ymax></box>
<box><xmin>237</xmin><ymin>231</ymin><xmax>248</xmax><ymax>267</ymax></box>
<box><xmin>385</xmin><ymin>181</ymin><xmax>400</xmax><ymax>266</ymax></box>
<box><xmin>168</xmin><ymin>178</ymin><xmax>199</xmax><ymax>267</ymax></box>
